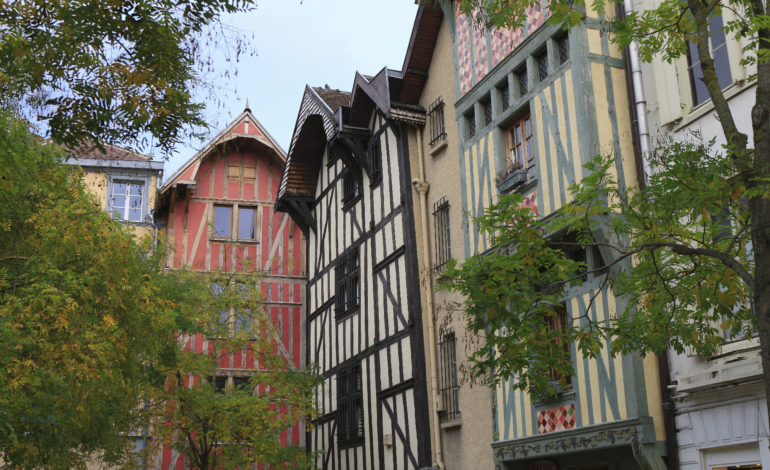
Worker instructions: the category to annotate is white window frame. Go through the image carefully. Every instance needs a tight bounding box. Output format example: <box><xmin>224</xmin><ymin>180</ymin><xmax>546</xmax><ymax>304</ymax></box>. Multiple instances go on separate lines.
<box><xmin>109</xmin><ymin>180</ymin><xmax>145</xmax><ymax>222</ymax></box>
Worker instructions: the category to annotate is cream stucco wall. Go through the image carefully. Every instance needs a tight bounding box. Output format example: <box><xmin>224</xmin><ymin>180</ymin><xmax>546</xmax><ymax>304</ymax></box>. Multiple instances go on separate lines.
<box><xmin>408</xmin><ymin>18</ymin><xmax>496</xmax><ymax>470</ymax></box>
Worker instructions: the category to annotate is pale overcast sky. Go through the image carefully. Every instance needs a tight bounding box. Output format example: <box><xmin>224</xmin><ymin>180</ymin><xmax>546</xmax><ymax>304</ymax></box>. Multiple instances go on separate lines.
<box><xmin>164</xmin><ymin>0</ymin><xmax>420</xmax><ymax>179</ymax></box>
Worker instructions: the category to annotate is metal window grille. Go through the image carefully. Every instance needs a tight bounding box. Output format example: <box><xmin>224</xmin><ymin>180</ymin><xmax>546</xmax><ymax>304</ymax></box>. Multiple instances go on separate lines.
<box><xmin>367</xmin><ymin>135</ymin><xmax>382</xmax><ymax>185</ymax></box>
<box><xmin>537</xmin><ymin>52</ymin><xmax>549</xmax><ymax>81</ymax></box>
<box><xmin>433</xmin><ymin>197</ymin><xmax>451</xmax><ymax>271</ymax></box>
<box><xmin>500</xmin><ymin>81</ymin><xmax>510</xmax><ymax>111</ymax></box>
<box><xmin>466</xmin><ymin>110</ymin><xmax>476</xmax><ymax>139</ymax></box>
<box><xmin>335</xmin><ymin>247</ymin><xmax>360</xmax><ymax>317</ymax></box>
<box><xmin>558</xmin><ymin>35</ymin><xmax>570</xmax><ymax>64</ymax></box>
<box><xmin>342</xmin><ymin>168</ymin><xmax>360</xmax><ymax>204</ymax></box>
<box><xmin>438</xmin><ymin>332</ymin><xmax>460</xmax><ymax>422</ymax></box>
<box><xmin>428</xmin><ymin>97</ymin><xmax>447</xmax><ymax>146</ymax></box>
<box><xmin>483</xmin><ymin>99</ymin><xmax>492</xmax><ymax>126</ymax></box>
<box><xmin>337</xmin><ymin>362</ymin><xmax>364</xmax><ymax>445</ymax></box>
<box><xmin>517</xmin><ymin>67</ymin><xmax>528</xmax><ymax>96</ymax></box>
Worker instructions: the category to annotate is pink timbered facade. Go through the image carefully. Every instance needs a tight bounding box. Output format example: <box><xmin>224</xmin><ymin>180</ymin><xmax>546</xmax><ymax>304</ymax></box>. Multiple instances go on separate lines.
<box><xmin>154</xmin><ymin>106</ymin><xmax>306</xmax><ymax>469</ymax></box>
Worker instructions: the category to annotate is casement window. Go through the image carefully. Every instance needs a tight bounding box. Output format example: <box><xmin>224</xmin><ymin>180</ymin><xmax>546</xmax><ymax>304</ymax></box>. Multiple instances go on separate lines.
<box><xmin>341</xmin><ymin>167</ymin><xmax>360</xmax><ymax>205</ymax></box>
<box><xmin>516</xmin><ymin>67</ymin><xmax>528</xmax><ymax>96</ymax></box>
<box><xmin>433</xmin><ymin>197</ymin><xmax>451</xmax><ymax>272</ymax></box>
<box><xmin>110</xmin><ymin>180</ymin><xmax>144</xmax><ymax>222</ymax></box>
<box><xmin>367</xmin><ymin>135</ymin><xmax>382</xmax><ymax>186</ymax></box>
<box><xmin>505</xmin><ymin>112</ymin><xmax>535</xmax><ymax>181</ymax></box>
<box><xmin>558</xmin><ymin>35</ymin><xmax>570</xmax><ymax>64</ymax></box>
<box><xmin>208</xmin><ymin>375</ymin><xmax>228</xmax><ymax>394</ymax></box>
<box><xmin>438</xmin><ymin>331</ymin><xmax>460</xmax><ymax>422</ymax></box>
<box><xmin>687</xmin><ymin>15</ymin><xmax>732</xmax><ymax>107</ymax></box>
<box><xmin>211</xmin><ymin>281</ymin><xmax>255</xmax><ymax>336</ymax></box>
<box><xmin>335</xmin><ymin>247</ymin><xmax>360</xmax><ymax>317</ymax></box>
<box><xmin>212</xmin><ymin>204</ymin><xmax>259</xmax><ymax>241</ymax></box>
<box><xmin>483</xmin><ymin>97</ymin><xmax>493</xmax><ymax>126</ymax></box>
<box><xmin>537</xmin><ymin>51</ymin><xmax>549</xmax><ymax>81</ymax></box>
<box><xmin>499</xmin><ymin>81</ymin><xmax>510</xmax><ymax>111</ymax></box>
<box><xmin>428</xmin><ymin>97</ymin><xmax>447</xmax><ymax>147</ymax></box>
<box><xmin>336</xmin><ymin>362</ymin><xmax>364</xmax><ymax>446</ymax></box>
<box><xmin>545</xmin><ymin>305</ymin><xmax>572</xmax><ymax>390</ymax></box>
<box><xmin>549</xmin><ymin>231</ymin><xmax>608</xmax><ymax>283</ymax></box>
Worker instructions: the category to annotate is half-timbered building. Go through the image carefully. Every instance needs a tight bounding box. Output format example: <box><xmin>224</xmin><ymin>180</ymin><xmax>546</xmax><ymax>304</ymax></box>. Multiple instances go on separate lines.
<box><xmin>441</xmin><ymin>1</ymin><xmax>670</xmax><ymax>468</ymax></box>
<box><xmin>276</xmin><ymin>72</ymin><xmax>432</xmax><ymax>469</ymax></box>
<box><xmin>154</xmin><ymin>106</ymin><xmax>306</xmax><ymax>468</ymax></box>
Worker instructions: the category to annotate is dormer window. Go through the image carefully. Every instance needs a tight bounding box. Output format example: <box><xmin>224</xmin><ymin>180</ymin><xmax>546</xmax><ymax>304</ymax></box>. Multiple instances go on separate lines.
<box><xmin>110</xmin><ymin>180</ymin><xmax>144</xmax><ymax>222</ymax></box>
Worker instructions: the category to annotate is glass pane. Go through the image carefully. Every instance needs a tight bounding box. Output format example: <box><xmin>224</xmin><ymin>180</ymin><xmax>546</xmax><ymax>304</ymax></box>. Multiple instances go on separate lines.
<box><xmin>525</xmin><ymin>117</ymin><xmax>531</xmax><ymax>136</ymax></box>
<box><xmin>238</xmin><ymin>207</ymin><xmax>256</xmax><ymax>239</ymax></box>
<box><xmin>128</xmin><ymin>208</ymin><xmax>141</xmax><ymax>222</ymax></box>
<box><xmin>214</xmin><ymin>206</ymin><xmax>231</xmax><ymax>238</ymax></box>
<box><xmin>112</xmin><ymin>182</ymin><xmax>127</xmax><ymax>196</ymax></box>
<box><xmin>129</xmin><ymin>195</ymin><xmax>142</xmax><ymax>208</ymax></box>
<box><xmin>112</xmin><ymin>195</ymin><xmax>126</xmax><ymax>210</ymax></box>
<box><xmin>129</xmin><ymin>184</ymin><xmax>143</xmax><ymax>196</ymax></box>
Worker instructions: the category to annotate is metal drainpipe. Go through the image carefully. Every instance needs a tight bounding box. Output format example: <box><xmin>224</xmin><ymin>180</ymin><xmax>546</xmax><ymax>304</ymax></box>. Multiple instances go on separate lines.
<box><xmin>619</xmin><ymin>3</ymin><xmax>678</xmax><ymax>468</ymax></box>
<box><xmin>623</xmin><ymin>0</ymin><xmax>653</xmax><ymax>181</ymax></box>
<box><xmin>411</xmin><ymin>125</ymin><xmax>445</xmax><ymax>470</ymax></box>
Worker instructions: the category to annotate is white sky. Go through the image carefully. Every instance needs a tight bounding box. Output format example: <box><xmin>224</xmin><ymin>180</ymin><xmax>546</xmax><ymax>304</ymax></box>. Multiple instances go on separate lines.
<box><xmin>164</xmin><ymin>0</ymin><xmax>420</xmax><ymax>180</ymax></box>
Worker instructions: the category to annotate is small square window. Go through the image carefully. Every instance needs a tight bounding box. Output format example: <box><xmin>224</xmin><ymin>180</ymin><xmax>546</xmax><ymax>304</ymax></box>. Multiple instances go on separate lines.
<box><xmin>558</xmin><ymin>35</ymin><xmax>570</xmax><ymax>64</ymax></box>
<box><xmin>110</xmin><ymin>180</ymin><xmax>144</xmax><ymax>222</ymax></box>
<box><xmin>214</xmin><ymin>205</ymin><xmax>232</xmax><ymax>238</ymax></box>
<box><xmin>537</xmin><ymin>52</ymin><xmax>549</xmax><ymax>81</ymax></box>
<box><xmin>516</xmin><ymin>67</ymin><xmax>528</xmax><ymax>96</ymax></box>
<box><xmin>209</xmin><ymin>375</ymin><xmax>228</xmax><ymax>394</ymax></box>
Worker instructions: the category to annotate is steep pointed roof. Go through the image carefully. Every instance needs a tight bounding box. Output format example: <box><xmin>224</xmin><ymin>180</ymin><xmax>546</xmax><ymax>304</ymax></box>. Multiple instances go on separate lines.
<box><xmin>161</xmin><ymin>107</ymin><xmax>286</xmax><ymax>192</ymax></box>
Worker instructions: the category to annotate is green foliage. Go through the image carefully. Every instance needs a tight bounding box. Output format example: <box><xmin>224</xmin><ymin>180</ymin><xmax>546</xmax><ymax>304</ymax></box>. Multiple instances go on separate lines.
<box><xmin>0</xmin><ymin>108</ymin><xmax>201</xmax><ymax>468</ymax></box>
<box><xmin>156</xmin><ymin>270</ymin><xmax>320</xmax><ymax>470</ymax></box>
<box><xmin>0</xmin><ymin>0</ymin><xmax>257</xmax><ymax>155</ymax></box>
<box><xmin>442</xmin><ymin>139</ymin><xmax>754</xmax><ymax>396</ymax></box>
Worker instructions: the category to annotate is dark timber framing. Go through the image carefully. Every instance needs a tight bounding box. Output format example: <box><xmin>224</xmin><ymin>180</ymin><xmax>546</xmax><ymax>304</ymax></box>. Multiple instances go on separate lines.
<box><xmin>276</xmin><ymin>70</ymin><xmax>432</xmax><ymax>469</ymax></box>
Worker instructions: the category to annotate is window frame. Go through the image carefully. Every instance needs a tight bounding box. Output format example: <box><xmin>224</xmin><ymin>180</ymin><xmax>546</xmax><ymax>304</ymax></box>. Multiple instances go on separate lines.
<box><xmin>544</xmin><ymin>304</ymin><xmax>572</xmax><ymax>391</ymax></box>
<box><xmin>504</xmin><ymin>111</ymin><xmax>535</xmax><ymax>182</ymax></box>
<box><xmin>686</xmin><ymin>14</ymin><xmax>733</xmax><ymax>108</ymax></box>
<box><xmin>211</xmin><ymin>203</ymin><xmax>260</xmax><ymax>242</ymax></box>
<box><xmin>427</xmin><ymin>97</ymin><xmax>447</xmax><ymax>147</ymax></box>
<box><xmin>335</xmin><ymin>247</ymin><xmax>360</xmax><ymax>318</ymax></box>
<box><xmin>341</xmin><ymin>167</ymin><xmax>361</xmax><ymax>207</ymax></box>
<box><xmin>336</xmin><ymin>362</ymin><xmax>364</xmax><ymax>447</ymax></box>
<box><xmin>433</xmin><ymin>197</ymin><xmax>451</xmax><ymax>272</ymax></box>
<box><xmin>109</xmin><ymin>179</ymin><xmax>145</xmax><ymax>222</ymax></box>
<box><xmin>438</xmin><ymin>331</ymin><xmax>461</xmax><ymax>423</ymax></box>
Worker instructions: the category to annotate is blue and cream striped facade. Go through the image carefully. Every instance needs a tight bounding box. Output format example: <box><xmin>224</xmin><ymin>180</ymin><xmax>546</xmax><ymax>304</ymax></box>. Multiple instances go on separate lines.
<box><xmin>444</xmin><ymin>2</ymin><xmax>669</xmax><ymax>468</ymax></box>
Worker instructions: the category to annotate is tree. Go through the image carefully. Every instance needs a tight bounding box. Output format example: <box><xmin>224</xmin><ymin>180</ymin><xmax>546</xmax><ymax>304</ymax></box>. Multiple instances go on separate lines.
<box><xmin>155</xmin><ymin>270</ymin><xmax>319</xmax><ymax>470</ymax></box>
<box><xmin>0</xmin><ymin>108</ymin><xmax>204</xmax><ymax>468</ymax></box>
<box><xmin>449</xmin><ymin>0</ymin><xmax>769</xmax><ymax>402</ymax></box>
<box><xmin>0</xmin><ymin>0</ymin><xmax>256</xmax><ymax>155</ymax></box>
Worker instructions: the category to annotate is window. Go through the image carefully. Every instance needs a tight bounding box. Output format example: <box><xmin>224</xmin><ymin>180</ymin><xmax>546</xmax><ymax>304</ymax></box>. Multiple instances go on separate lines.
<box><xmin>337</xmin><ymin>362</ymin><xmax>363</xmax><ymax>446</ymax></box>
<box><xmin>545</xmin><ymin>305</ymin><xmax>572</xmax><ymax>390</ymax></box>
<box><xmin>428</xmin><ymin>97</ymin><xmax>447</xmax><ymax>147</ymax></box>
<box><xmin>558</xmin><ymin>35</ymin><xmax>570</xmax><ymax>64</ymax></box>
<box><xmin>550</xmin><ymin>231</ymin><xmax>608</xmax><ymax>283</ymax></box>
<box><xmin>209</xmin><ymin>375</ymin><xmax>228</xmax><ymax>394</ymax></box>
<box><xmin>499</xmin><ymin>81</ymin><xmax>510</xmax><ymax>111</ymax></box>
<box><xmin>237</xmin><ymin>207</ymin><xmax>256</xmax><ymax>240</ymax></box>
<box><xmin>335</xmin><ymin>247</ymin><xmax>360</xmax><ymax>317</ymax></box>
<box><xmin>687</xmin><ymin>15</ymin><xmax>732</xmax><ymax>107</ymax></box>
<box><xmin>367</xmin><ymin>135</ymin><xmax>382</xmax><ymax>186</ymax></box>
<box><xmin>342</xmin><ymin>167</ymin><xmax>360</xmax><ymax>205</ymax></box>
<box><xmin>213</xmin><ymin>205</ymin><xmax>258</xmax><ymax>241</ymax></box>
<box><xmin>438</xmin><ymin>331</ymin><xmax>460</xmax><ymax>422</ymax></box>
<box><xmin>483</xmin><ymin>98</ymin><xmax>493</xmax><ymax>126</ymax></box>
<box><xmin>505</xmin><ymin>113</ymin><xmax>535</xmax><ymax>181</ymax></box>
<box><xmin>232</xmin><ymin>376</ymin><xmax>251</xmax><ymax>392</ymax></box>
<box><xmin>465</xmin><ymin>109</ymin><xmax>476</xmax><ymax>139</ymax></box>
<box><xmin>537</xmin><ymin>51</ymin><xmax>549</xmax><ymax>81</ymax></box>
<box><xmin>110</xmin><ymin>181</ymin><xmax>143</xmax><ymax>222</ymax></box>
<box><xmin>516</xmin><ymin>67</ymin><xmax>528</xmax><ymax>96</ymax></box>
<box><xmin>433</xmin><ymin>197</ymin><xmax>451</xmax><ymax>271</ymax></box>
<box><xmin>214</xmin><ymin>205</ymin><xmax>232</xmax><ymax>238</ymax></box>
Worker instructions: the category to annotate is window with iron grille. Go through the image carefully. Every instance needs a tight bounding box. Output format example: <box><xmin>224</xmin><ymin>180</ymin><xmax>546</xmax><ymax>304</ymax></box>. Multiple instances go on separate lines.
<box><xmin>516</xmin><ymin>67</ymin><xmax>528</xmax><ymax>96</ymax></box>
<box><xmin>499</xmin><ymin>81</ymin><xmax>510</xmax><ymax>111</ymax></box>
<box><xmin>433</xmin><ymin>197</ymin><xmax>451</xmax><ymax>271</ymax></box>
<box><xmin>483</xmin><ymin>98</ymin><xmax>492</xmax><ymax>126</ymax></box>
<box><xmin>558</xmin><ymin>35</ymin><xmax>570</xmax><ymax>64</ymax></box>
<box><xmin>367</xmin><ymin>135</ymin><xmax>382</xmax><ymax>186</ymax></box>
<box><xmin>428</xmin><ymin>97</ymin><xmax>447</xmax><ymax>147</ymax></box>
<box><xmin>465</xmin><ymin>109</ymin><xmax>476</xmax><ymax>139</ymax></box>
<box><xmin>337</xmin><ymin>362</ymin><xmax>364</xmax><ymax>446</ymax></box>
<box><xmin>537</xmin><ymin>51</ymin><xmax>549</xmax><ymax>81</ymax></box>
<box><xmin>439</xmin><ymin>331</ymin><xmax>460</xmax><ymax>422</ymax></box>
<box><xmin>335</xmin><ymin>247</ymin><xmax>360</xmax><ymax>317</ymax></box>
<box><xmin>342</xmin><ymin>167</ymin><xmax>360</xmax><ymax>205</ymax></box>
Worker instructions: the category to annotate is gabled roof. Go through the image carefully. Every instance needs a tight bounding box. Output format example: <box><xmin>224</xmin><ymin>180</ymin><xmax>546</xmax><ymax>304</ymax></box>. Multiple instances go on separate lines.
<box><xmin>398</xmin><ymin>5</ymin><xmax>444</xmax><ymax>104</ymax></box>
<box><xmin>161</xmin><ymin>107</ymin><xmax>286</xmax><ymax>192</ymax></box>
